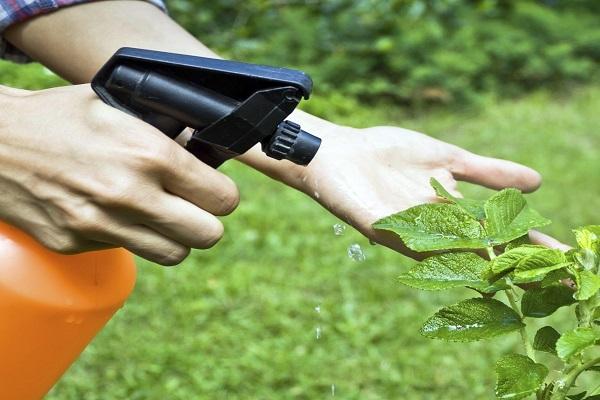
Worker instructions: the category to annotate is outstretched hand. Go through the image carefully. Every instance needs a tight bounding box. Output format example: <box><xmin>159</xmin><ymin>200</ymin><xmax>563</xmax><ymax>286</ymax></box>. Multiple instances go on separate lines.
<box><xmin>294</xmin><ymin>125</ymin><xmax>543</xmax><ymax>257</ymax></box>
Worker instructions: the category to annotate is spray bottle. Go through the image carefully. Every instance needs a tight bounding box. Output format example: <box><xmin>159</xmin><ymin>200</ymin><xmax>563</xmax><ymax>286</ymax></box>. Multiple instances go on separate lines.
<box><xmin>0</xmin><ymin>48</ymin><xmax>319</xmax><ymax>398</ymax></box>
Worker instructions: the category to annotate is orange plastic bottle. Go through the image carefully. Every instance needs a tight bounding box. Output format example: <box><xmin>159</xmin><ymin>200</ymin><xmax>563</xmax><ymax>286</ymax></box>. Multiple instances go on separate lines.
<box><xmin>0</xmin><ymin>221</ymin><xmax>137</xmax><ymax>399</ymax></box>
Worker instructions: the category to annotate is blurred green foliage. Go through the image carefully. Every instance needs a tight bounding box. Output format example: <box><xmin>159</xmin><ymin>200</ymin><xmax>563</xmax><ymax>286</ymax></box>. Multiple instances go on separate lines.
<box><xmin>0</xmin><ymin>61</ymin><xmax>66</xmax><ymax>89</ymax></box>
<box><xmin>170</xmin><ymin>0</ymin><xmax>600</xmax><ymax>108</ymax></box>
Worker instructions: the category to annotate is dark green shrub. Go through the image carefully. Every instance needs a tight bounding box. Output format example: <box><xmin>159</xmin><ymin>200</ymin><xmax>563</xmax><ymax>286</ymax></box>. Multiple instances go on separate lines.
<box><xmin>169</xmin><ymin>0</ymin><xmax>600</xmax><ymax>108</ymax></box>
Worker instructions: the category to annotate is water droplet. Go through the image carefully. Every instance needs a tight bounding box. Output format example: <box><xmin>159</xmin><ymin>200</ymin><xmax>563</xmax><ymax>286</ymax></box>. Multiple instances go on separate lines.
<box><xmin>314</xmin><ymin>305</ymin><xmax>321</xmax><ymax>314</ymax></box>
<box><xmin>331</xmin><ymin>384</ymin><xmax>336</xmax><ymax>397</ymax></box>
<box><xmin>332</xmin><ymin>223</ymin><xmax>346</xmax><ymax>236</ymax></box>
<box><xmin>315</xmin><ymin>326</ymin><xmax>322</xmax><ymax>339</ymax></box>
<box><xmin>347</xmin><ymin>243</ymin><xmax>366</xmax><ymax>262</ymax></box>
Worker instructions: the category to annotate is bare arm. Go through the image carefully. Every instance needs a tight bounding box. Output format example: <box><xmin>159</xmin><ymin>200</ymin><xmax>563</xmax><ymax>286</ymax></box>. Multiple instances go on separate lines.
<box><xmin>4</xmin><ymin>1</ymin><xmax>543</xmax><ymax>256</ymax></box>
<box><xmin>5</xmin><ymin>0</ymin><xmax>327</xmax><ymax>184</ymax></box>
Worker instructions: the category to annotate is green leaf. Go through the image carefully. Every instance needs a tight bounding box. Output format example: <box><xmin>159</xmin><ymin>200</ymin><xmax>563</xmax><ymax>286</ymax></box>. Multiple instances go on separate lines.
<box><xmin>556</xmin><ymin>327</ymin><xmax>600</xmax><ymax>361</ymax></box>
<box><xmin>514</xmin><ymin>263</ymin><xmax>572</xmax><ymax>281</ymax></box>
<box><xmin>568</xmin><ymin>393</ymin><xmax>588</xmax><ymax>400</ymax></box>
<box><xmin>505</xmin><ymin>235</ymin><xmax>532</xmax><ymax>252</ymax></box>
<box><xmin>475</xmin><ymin>280</ymin><xmax>512</xmax><ymax>294</ymax></box>
<box><xmin>521</xmin><ymin>286</ymin><xmax>576</xmax><ymax>318</ymax></box>
<box><xmin>516</xmin><ymin>248</ymin><xmax>567</xmax><ymax>271</ymax></box>
<box><xmin>533</xmin><ymin>326</ymin><xmax>560</xmax><ymax>354</ymax></box>
<box><xmin>430</xmin><ymin>178</ymin><xmax>485</xmax><ymax>220</ymax></box>
<box><xmin>420</xmin><ymin>298</ymin><xmax>524</xmax><ymax>342</ymax></box>
<box><xmin>373</xmin><ymin>203</ymin><xmax>488</xmax><ymax>252</ymax></box>
<box><xmin>573</xmin><ymin>225</ymin><xmax>600</xmax><ymax>253</ymax></box>
<box><xmin>489</xmin><ymin>245</ymin><xmax>569</xmax><ymax>283</ymax></box>
<box><xmin>398</xmin><ymin>252</ymin><xmax>489</xmax><ymax>291</ymax></box>
<box><xmin>484</xmin><ymin>189</ymin><xmax>551</xmax><ymax>246</ymax></box>
<box><xmin>574</xmin><ymin>270</ymin><xmax>600</xmax><ymax>301</ymax></box>
<box><xmin>541</xmin><ymin>268</ymin><xmax>574</xmax><ymax>288</ymax></box>
<box><xmin>495</xmin><ymin>354</ymin><xmax>548</xmax><ymax>400</ymax></box>
<box><xmin>491</xmin><ymin>245</ymin><xmax>548</xmax><ymax>274</ymax></box>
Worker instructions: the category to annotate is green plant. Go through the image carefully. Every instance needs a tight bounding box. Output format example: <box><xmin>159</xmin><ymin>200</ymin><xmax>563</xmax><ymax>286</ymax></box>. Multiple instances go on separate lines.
<box><xmin>169</xmin><ymin>0</ymin><xmax>600</xmax><ymax>109</ymax></box>
<box><xmin>373</xmin><ymin>179</ymin><xmax>600</xmax><ymax>400</ymax></box>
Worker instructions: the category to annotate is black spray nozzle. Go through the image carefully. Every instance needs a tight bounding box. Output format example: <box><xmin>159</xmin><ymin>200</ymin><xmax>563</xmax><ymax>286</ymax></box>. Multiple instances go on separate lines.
<box><xmin>264</xmin><ymin>120</ymin><xmax>321</xmax><ymax>165</ymax></box>
<box><xmin>93</xmin><ymin>48</ymin><xmax>321</xmax><ymax>169</ymax></box>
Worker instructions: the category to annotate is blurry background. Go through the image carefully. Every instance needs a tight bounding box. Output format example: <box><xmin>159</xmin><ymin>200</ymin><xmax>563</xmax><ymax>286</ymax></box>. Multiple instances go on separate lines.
<box><xmin>1</xmin><ymin>0</ymin><xmax>598</xmax><ymax>398</ymax></box>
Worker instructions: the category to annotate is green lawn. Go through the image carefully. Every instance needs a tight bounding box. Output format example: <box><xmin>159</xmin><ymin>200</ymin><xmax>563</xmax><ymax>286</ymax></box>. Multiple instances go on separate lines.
<box><xmin>48</xmin><ymin>86</ymin><xmax>600</xmax><ymax>399</ymax></box>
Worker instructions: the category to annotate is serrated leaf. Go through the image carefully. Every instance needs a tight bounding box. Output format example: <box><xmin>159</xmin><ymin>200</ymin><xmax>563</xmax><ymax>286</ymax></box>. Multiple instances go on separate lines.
<box><xmin>495</xmin><ymin>354</ymin><xmax>548</xmax><ymax>400</ymax></box>
<box><xmin>514</xmin><ymin>262</ymin><xmax>572</xmax><ymax>281</ymax></box>
<box><xmin>533</xmin><ymin>326</ymin><xmax>560</xmax><ymax>354</ymax></box>
<box><xmin>575</xmin><ymin>249</ymin><xmax>598</xmax><ymax>271</ymax></box>
<box><xmin>574</xmin><ymin>225</ymin><xmax>600</xmax><ymax>253</ymax></box>
<box><xmin>491</xmin><ymin>245</ymin><xmax>548</xmax><ymax>274</ymax></box>
<box><xmin>430</xmin><ymin>178</ymin><xmax>486</xmax><ymax>220</ymax></box>
<box><xmin>420</xmin><ymin>298</ymin><xmax>523</xmax><ymax>342</ymax></box>
<box><xmin>514</xmin><ymin>248</ymin><xmax>566</xmax><ymax>273</ymax></box>
<box><xmin>574</xmin><ymin>270</ymin><xmax>600</xmax><ymax>301</ymax></box>
<box><xmin>373</xmin><ymin>203</ymin><xmax>488</xmax><ymax>252</ymax></box>
<box><xmin>556</xmin><ymin>327</ymin><xmax>600</xmax><ymax>361</ymax></box>
<box><xmin>484</xmin><ymin>189</ymin><xmax>551</xmax><ymax>246</ymax></box>
<box><xmin>521</xmin><ymin>286</ymin><xmax>576</xmax><ymax>318</ymax></box>
<box><xmin>398</xmin><ymin>252</ymin><xmax>489</xmax><ymax>290</ymax></box>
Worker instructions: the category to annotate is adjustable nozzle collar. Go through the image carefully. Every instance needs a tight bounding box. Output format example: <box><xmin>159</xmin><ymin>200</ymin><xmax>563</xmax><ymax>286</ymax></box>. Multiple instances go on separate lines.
<box><xmin>264</xmin><ymin>120</ymin><xmax>322</xmax><ymax>166</ymax></box>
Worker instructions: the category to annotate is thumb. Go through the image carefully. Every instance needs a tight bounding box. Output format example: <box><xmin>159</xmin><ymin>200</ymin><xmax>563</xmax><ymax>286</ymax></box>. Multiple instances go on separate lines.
<box><xmin>451</xmin><ymin>151</ymin><xmax>542</xmax><ymax>193</ymax></box>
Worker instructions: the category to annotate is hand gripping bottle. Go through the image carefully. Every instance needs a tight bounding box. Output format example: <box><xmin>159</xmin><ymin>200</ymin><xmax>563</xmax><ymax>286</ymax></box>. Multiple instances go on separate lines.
<box><xmin>0</xmin><ymin>221</ymin><xmax>136</xmax><ymax>399</ymax></box>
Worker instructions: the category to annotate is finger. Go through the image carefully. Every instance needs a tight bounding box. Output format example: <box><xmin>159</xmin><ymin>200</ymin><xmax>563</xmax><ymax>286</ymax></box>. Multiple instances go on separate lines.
<box><xmin>0</xmin><ymin>85</ymin><xmax>30</xmax><ymax>96</ymax></box>
<box><xmin>90</xmin><ymin>223</ymin><xmax>190</xmax><ymax>266</ymax></box>
<box><xmin>141</xmin><ymin>194</ymin><xmax>224</xmax><ymax>249</ymax></box>
<box><xmin>451</xmin><ymin>151</ymin><xmax>542</xmax><ymax>193</ymax></box>
<box><xmin>529</xmin><ymin>230</ymin><xmax>572</xmax><ymax>251</ymax></box>
<box><xmin>158</xmin><ymin>145</ymin><xmax>240</xmax><ymax>216</ymax></box>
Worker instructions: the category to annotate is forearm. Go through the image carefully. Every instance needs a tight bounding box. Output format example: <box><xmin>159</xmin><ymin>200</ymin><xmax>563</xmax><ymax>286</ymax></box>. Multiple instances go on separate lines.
<box><xmin>3</xmin><ymin>0</ymin><xmax>335</xmax><ymax>187</ymax></box>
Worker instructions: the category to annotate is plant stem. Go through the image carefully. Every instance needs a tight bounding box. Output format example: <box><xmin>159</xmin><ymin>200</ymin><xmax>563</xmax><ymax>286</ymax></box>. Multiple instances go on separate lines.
<box><xmin>504</xmin><ymin>287</ymin><xmax>536</xmax><ymax>361</ymax></box>
<box><xmin>549</xmin><ymin>357</ymin><xmax>600</xmax><ymax>400</ymax></box>
<box><xmin>487</xmin><ymin>246</ymin><xmax>536</xmax><ymax>361</ymax></box>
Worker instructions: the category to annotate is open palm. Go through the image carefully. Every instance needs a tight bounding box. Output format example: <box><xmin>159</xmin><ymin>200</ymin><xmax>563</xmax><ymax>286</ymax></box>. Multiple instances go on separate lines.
<box><xmin>298</xmin><ymin>125</ymin><xmax>544</xmax><ymax>256</ymax></box>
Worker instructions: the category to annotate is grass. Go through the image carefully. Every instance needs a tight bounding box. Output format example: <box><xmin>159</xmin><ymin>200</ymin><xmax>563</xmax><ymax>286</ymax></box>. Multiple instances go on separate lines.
<box><xmin>43</xmin><ymin>85</ymin><xmax>600</xmax><ymax>399</ymax></box>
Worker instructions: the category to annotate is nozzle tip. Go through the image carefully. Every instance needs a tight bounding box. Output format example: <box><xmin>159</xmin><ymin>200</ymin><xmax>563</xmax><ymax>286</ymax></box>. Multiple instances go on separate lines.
<box><xmin>264</xmin><ymin>120</ymin><xmax>321</xmax><ymax>166</ymax></box>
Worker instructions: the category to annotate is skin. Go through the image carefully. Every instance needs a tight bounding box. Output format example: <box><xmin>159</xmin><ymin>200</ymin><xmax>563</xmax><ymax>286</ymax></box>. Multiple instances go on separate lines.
<box><xmin>0</xmin><ymin>1</ymin><xmax>552</xmax><ymax>264</ymax></box>
<box><xmin>0</xmin><ymin>84</ymin><xmax>238</xmax><ymax>264</ymax></box>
